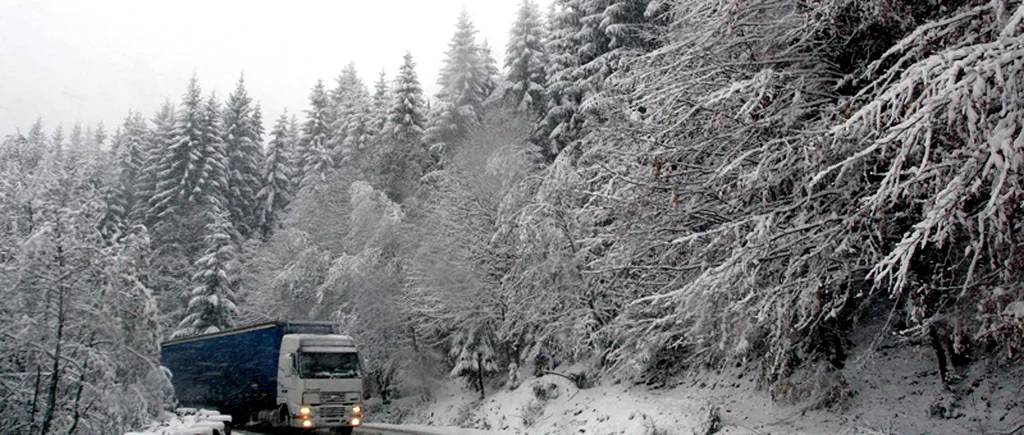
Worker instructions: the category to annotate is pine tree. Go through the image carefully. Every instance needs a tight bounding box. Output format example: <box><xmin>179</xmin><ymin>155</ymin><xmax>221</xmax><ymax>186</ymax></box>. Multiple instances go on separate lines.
<box><xmin>199</xmin><ymin>94</ymin><xmax>229</xmax><ymax>208</ymax></box>
<box><xmin>379</xmin><ymin>52</ymin><xmax>430</xmax><ymax>202</ymax></box>
<box><xmin>287</xmin><ymin>113</ymin><xmax>301</xmax><ymax>190</ymax></box>
<box><xmin>257</xmin><ymin>112</ymin><xmax>295</xmax><ymax>239</ymax></box>
<box><xmin>133</xmin><ymin>101</ymin><xmax>175</xmax><ymax>227</ymax></box>
<box><xmin>149</xmin><ymin>76</ymin><xmax>225</xmax><ymax>250</ymax></box>
<box><xmin>370</xmin><ymin>70</ymin><xmax>391</xmax><ymax>133</ymax></box>
<box><xmin>299</xmin><ymin>80</ymin><xmax>334</xmax><ymax>188</ymax></box>
<box><xmin>425</xmin><ymin>10</ymin><xmax>491</xmax><ymax>156</ymax></box>
<box><xmin>449</xmin><ymin>329</ymin><xmax>498</xmax><ymax>398</ymax></box>
<box><xmin>538</xmin><ymin>0</ymin><xmax>584</xmax><ymax>157</ymax></box>
<box><xmin>100</xmin><ymin>111</ymin><xmax>150</xmax><ymax>240</ymax></box>
<box><xmin>172</xmin><ymin>208</ymin><xmax>240</xmax><ymax>339</ymax></box>
<box><xmin>329</xmin><ymin>63</ymin><xmax>372</xmax><ymax>167</ymax></box>
<box><xmin>538</xmin><ymin>0</ymin><xmax>661</xmax><ymax>158</ymax></box>
<box><xmin>118</xmin><ymin>112</ymin><xmax>149</xmax><ymax>214</ymax></box>
<box><xmin>50</xmin><ymin>123</ymin><xmax>65</xmax><ymax>161</ymax></box>
<box><xmin>68</xmin><ymin>121</ymin><xmax>85</xmax><ymax>167</ymax></box>
<box><xmin>386</xmin><ymin>53</ymin><xmax>428</xmax><ymax>141</ymax></box>
<box><xmin>24</xmin><ymin>116</ymin><xmax>46</xmax><ymax>170</ymax></box>
<box><xmin>505</xmin><ymin>0</ymin><xmax>549</xmax><ymax>117</ymax></box>
<box><xmin>92</xmin><ymin>121</ymin><xmax>108</xmax><ymax>151</ymax></box>
<box><xmin>222</xmin><ymin>75</ymin><xmax>265</xmax><ymax>238</ymax></box>
<box><xmin>480</xmin><ymin>39</ymin><xmax>501</xmax><ymax>99</ymax></box>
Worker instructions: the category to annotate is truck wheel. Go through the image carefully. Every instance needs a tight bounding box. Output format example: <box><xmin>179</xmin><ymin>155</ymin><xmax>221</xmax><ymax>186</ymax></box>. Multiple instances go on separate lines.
<box><xmin>335</xmin><ymin>427</ymin><xmax>353</xmax><ymax>435</ymax></box>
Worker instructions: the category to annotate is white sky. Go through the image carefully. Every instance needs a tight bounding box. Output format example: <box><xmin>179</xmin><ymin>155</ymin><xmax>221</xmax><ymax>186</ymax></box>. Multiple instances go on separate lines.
<box><xmin>0</xmin><ymin>0</ymin><xmax>549</xmax><ymax>135</ymax></box>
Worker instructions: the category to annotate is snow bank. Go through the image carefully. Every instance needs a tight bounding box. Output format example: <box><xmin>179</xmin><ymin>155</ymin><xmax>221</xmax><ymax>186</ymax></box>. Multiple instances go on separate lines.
<box><xmin>370</xmin><ymin>335</ymin><xmax>1024</xmax><ymax>434</ymax></box>
<box><xmin>124</xmin><ymin>408</ymin><xmax>231</xmax><ymax>435</ymax></box>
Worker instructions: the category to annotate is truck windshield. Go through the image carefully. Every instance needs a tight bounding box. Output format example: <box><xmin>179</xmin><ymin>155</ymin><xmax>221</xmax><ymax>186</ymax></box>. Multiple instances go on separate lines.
<box><xmin>297</xmin><ymin>352</ymin><xmax>360</xmax><ymax>379</ymax></box>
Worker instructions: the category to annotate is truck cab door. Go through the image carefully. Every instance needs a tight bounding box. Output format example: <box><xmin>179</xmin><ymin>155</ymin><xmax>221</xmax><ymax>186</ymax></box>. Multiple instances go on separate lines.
<box><xmin>277</xmin><ymin>351</ymin><xmax>299</xmax><ymax>406</ymax></box>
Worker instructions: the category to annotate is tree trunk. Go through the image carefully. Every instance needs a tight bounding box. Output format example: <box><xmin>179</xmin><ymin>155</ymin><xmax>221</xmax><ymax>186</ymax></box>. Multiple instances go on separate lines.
<box><xmin>476</xmin><ymin>353</ymin><xmax>485</xmax><ymax>399</ymax></box>
<box><xmin>66</xmin><ymin>354</ymin><xmax>89</xmax><ymax>435</ymax></box>
<box><xmin>929</xmin><ymin>326</ymin><xmax>950</xmax><ymax>387</ymax></box>
<box><xmin>29</xmin><ymin>366</ymin><xmax>41</xmax><ymax>432</ymax></box>
<box><xmin>41</xmin><ymin>230</ymin><xmax>68</xmax><ymax>435</ymax></box>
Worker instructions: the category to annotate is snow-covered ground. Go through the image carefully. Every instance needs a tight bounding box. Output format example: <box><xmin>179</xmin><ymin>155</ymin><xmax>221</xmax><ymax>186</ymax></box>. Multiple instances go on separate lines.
<box><xmin>125</xmin><ymin>408</ymin><xmax>231</xmax><ymax>435</ymax></box>
<box><xmin>368</xmin><ymin>332</ymin><xmax>1024</xmax><ymax>434</ymax></box>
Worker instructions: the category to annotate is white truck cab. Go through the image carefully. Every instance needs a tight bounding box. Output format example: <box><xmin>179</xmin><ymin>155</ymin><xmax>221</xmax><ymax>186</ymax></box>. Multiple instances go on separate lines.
<box><xmin>276</xmin><ymin>334</ymin><xmax>364</xmax><ymax>433</ymax></box>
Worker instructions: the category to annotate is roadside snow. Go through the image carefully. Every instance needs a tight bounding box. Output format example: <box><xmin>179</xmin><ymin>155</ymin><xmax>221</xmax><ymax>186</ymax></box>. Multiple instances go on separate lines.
<box><xmin>369</xmin><ymin>328</ymin><xmax>1023</xmax><ymax>434</ymax></box>
<box><xmin>124</xmin><ymin>408</ymin><xmax>231</xmax><ymax>435</ymax></box>
<box><xmin>360</xmin><ymin>422</ymin><xmax>494</xmax><ymax>434</ymax></box>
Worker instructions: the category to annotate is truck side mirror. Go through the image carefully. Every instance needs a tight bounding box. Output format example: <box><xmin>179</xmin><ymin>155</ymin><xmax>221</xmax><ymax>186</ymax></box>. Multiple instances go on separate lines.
<box><xmin>286</xmin><ymin>353</ymin><xmax>298</xmax><ymax>375</ymax></box>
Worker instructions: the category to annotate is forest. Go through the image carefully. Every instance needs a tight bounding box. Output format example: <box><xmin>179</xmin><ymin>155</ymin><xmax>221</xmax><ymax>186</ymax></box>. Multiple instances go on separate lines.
<box><xmin>1</xmin><ymin>0</ymin><xmax>1023</xmax><ymax>433</ymax></box>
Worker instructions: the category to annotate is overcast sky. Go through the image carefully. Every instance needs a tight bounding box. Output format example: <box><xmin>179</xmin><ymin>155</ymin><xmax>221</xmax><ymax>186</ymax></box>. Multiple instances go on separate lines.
<box><xmin>0</xmin><ymin>0</ymin><xmax>549</xmax><ymax>135</ymax></box>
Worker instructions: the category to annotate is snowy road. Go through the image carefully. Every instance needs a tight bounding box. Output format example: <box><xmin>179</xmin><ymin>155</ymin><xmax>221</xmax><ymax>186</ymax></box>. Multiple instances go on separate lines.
<box><xmin>234</xmin><ymin>423</ymin><xmax>492</xmax><ymax>435</ymax></box>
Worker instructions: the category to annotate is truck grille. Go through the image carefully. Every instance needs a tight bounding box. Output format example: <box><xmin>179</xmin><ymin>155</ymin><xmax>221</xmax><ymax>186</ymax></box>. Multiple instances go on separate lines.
<box><xmin>321</xmin><ymin>392</ymin><xmax>357</xmax><ymax>404</ymax></box>
<box><xmin>319</xmin><ymin>406</ymin><xmax>346</xmax><ymax>418</ymax></box>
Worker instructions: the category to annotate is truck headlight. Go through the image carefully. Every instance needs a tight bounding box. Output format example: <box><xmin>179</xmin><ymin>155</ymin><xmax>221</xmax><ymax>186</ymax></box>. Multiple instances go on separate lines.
<box><xmin>351</xmin><ymin>417</ymin><xmax>361</xmax><ymax>426</ymax></box>
<box><xmin>302</xmin><ymin>419</ymin><xmax>313</xmax><ymax>428</ymax></box>
<box><xmin>352</xmin><ymin>406</ymin><xmax>361</xmax><ymax>414</ymax></box>
<box><xmin>299</xmin><ymin>406</ymin><xmax>311</xmax><ymax>415</ymax></box>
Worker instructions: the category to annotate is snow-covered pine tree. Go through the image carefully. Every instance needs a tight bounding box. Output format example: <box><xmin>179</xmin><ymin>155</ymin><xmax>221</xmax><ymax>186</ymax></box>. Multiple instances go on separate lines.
<box><xmin>67</xmin><ymin>121</ymin><xmax>84</xmax><ymax>166</ymax></box>
<box><xmin>132</xmin><ymin>101</ymin><xmax>175</xmax><ymax>227</ymax></box>
<box><xmin>149</xmin><ymin>76</ymin><xmax>207</xmax><ymax>223</ymax></box>
<box><xmin>505</xmin><ymin>0</ymin><xmax>548</xmax><ymax>117</ymax></box>
<box><xmin>538</xmin><ymin>0</ymin><xmax>662</xmax><ymax>158</ymax></box>
<box><xmin>91</xmin><ymin>121</ymin><xmax>107</xmax><ymax>151</ymax></box>
<box><xmin>424</xmin><ymin>10</ymin><xmax>490</xmax><ymax>158</ymax></box>
<box><xmin>257</xmin><ymin>112</ymin><xmax>295</xmax><ymax>239</ymax></box>
<box><xmin>538</xmin><ymin>0</ymin><xmax>584</xmax><ymax>158</ymax></box>
<box><xmin>287</xmin><ymin>113</ymin><xmax>301</xmax><ymax>189</ymax></box>
<box><xmin>299</xmin><ymin>80</ymin><xmax>334</xmax><ymax>189</ymax></box>
<box><xmin>99</xmin><ymin>111</ymin><xmax>149</xmax><ymax>241</ymax></box>
<box><xmin>479</xmin><ymin>39</ymin><xmax>501</xmax><ymax>100</ymax></box>
<box><xmin>173</xmin><ymin>207</ymin><xmax>240</xmax><ymax>338</ymax></box>
<box><xmin>386</xmin><ymin>53</ymin><xmax>428</xmax><ymax>140</ymax></box>
<box><xmin>50</xmin><ymin>123</ymin><xmax>65</xmax><ymax>161</ymax></box>
<box><xmin>25</xmin><ymin>116</ymin><xmax>46</xmax><ymax>170</ymax></box>
<box><xmin>449</xmin><ymin>329</ymin><xmax>498</xmax><ymax>398</ymax></box>
<box><xmin>370</xmin><ymin>70</ymin><xmax>391</xmax><ymax>133</ymax></box>
<box><xmin>199</xmin><ymin>94</ymin><xmax>229</xmax><ymax>209</ymax></box>
<box><xmin>117</xmin><ymin>112</ymin><xmax>149</xmax><ymax>222</ymax></box>
<box><xmin>222</xmin><ymin>75</ymin><xmax>265</xmax><ymax>238</ymax></box>
<box><xmin>379</xmin><ymin>52</ymin><xmax>430</xmax><ymax>202</ymax></box>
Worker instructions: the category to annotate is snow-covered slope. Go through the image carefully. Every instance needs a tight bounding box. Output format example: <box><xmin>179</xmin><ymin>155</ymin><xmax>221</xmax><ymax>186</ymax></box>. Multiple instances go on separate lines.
<box><xmin>368</xmin><ymin>335</ymin><xmax>1023</xmax><ymax>434</ymax></box>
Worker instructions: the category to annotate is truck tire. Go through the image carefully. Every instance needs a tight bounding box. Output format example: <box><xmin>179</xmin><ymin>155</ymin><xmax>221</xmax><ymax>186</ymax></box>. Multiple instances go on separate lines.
<box><xmin>334</xmin><ymin>427</ymin><xmax>353</xmax><ymax>435</ymax></box>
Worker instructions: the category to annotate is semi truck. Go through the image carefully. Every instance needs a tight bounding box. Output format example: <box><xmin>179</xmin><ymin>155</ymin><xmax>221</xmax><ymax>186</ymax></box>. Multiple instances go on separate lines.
<box><xmin>160</xmin><ymin>321</ymin><xmax>365</xmax><ymax>434</ymax></box>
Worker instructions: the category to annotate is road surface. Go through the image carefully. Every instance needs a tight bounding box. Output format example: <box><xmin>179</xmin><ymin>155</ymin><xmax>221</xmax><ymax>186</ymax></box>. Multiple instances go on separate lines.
<box><xmin>234</xmin><ymin>423</ymin><xmax>491</xmax><ymax>435</ymax></box>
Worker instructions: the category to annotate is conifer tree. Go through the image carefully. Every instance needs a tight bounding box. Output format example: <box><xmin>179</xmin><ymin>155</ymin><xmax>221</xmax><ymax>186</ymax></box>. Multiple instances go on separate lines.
<box><xmin>150</xmin><ymin>77</ymin><xmax>205</xmax><ymax>222</ymax></box>
<box><xmin>222</xmin><ymin>75</ymin><xmax>265</xmax><ymax>238</ymax></box>
<box><xmin>68</xmin><ymin>121</ymin><xmax>85</xmax><ymax>167</ymax></box>
<box><xmin>425</xmin><ymin>10</ymin><xmax>490</xmax><ymax>156</ymax></box>
<box><xmin>370</xmin><ymin>70</ymin><xmax>391</xmax><ymax>133</ymax></box>
<box><xmin>92</xmin><ymin>121</ymin><xmax>108</xmax><ymax>151</ymax></box>
<box><xmin>479</xmin><ymin>39</ymin><xmax>501</xmax><ymax>99</ymax></box>
<box><xmin>50</xmin><ymin>123</ymin><xmax>65</xmax><ymax>160</ymax></box>
<box><xmin>257</xmin><ymin>112</ymin><xmax>295</xmax><ymax>239</ymax></box>
<box><xmin>538</xmin><ymin>0</ymin><xmax>584</xmax><ymax>157</ymax></box>
<box><xmin>172</xmin><ymin>208</ymin><xmax>239</xmax><ymax>338</ymax></box>
<box><xmin>378</xmin><ymin>52</ymin><xmax>431</xmax><ymax>202</ymax></box>
<box><xmin>133</xmin><ymin>101</ymin><xmax>175</xmax><ymax>227</ymax></box>
<box><xmin>24</xmin><ymin>116</ymin><xmax>46</xmax><ymax>170</ymax></box>
<box><xmin>199</xmin><ymin>94</ymin><xmax>229</xmax><ymax>207</ymax></box>
<box><xmin>505</xmin><ymin>0</ymin><xmax>548</xmax><ymax>117</ymax></box>
<box><xmin>329</xmin><ymin>63</ymin><xmax>372</xmax><ymax>167</ymax></box>
<box><xmin>149</xmin><ymin>76</ymin><xmax>226</xmax><ymax>257</ymax></box>
<box><xmin>100</xmin><ymin>111</ymin><xmax>150</xmax><ymax>240</ymax></box>
<box><xmin>299</xmin><ymin>80</ymin><xmax>334</xmax><ymax>188</ymax></box>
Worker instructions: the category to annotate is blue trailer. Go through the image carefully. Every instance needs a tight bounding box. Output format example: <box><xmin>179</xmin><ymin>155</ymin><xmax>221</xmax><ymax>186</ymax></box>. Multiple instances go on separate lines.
<box><xmin>161</xmin><ymin>321</ymin><xmax>365</xmax><ymax>434</ymax></box>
